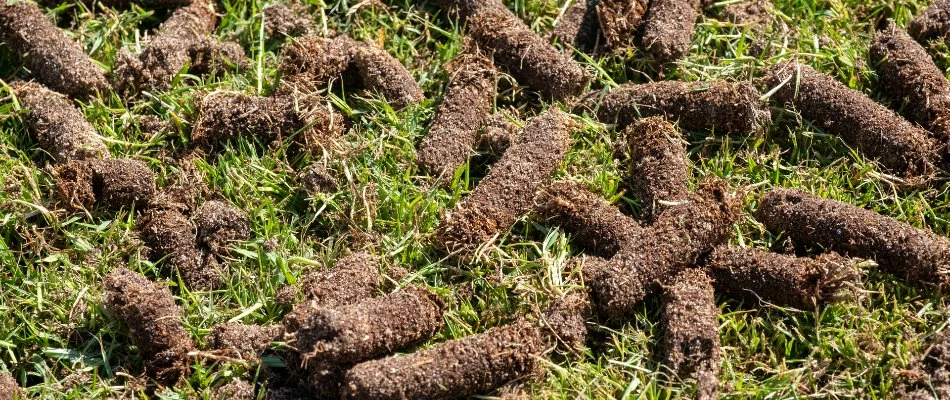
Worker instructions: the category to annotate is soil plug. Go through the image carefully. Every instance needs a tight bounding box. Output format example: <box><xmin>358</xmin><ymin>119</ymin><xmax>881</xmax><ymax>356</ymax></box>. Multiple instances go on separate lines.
<box><xmin>596</xmin><ymin>0</ymin><xmax>648</xmax><ymax>51</ymax></box>
<box><xmin>0</xmin><ymin>371</ymin><xmax>21</xmax><ymax>400</ymax></box>
<box><xmin>55</xmin><ymin>158</ymin><xmax>156</xmax><ymax>211</ymax></box>
<box><xmin>350</xmin><ymin>42</ymin><xmax>425</xmax><ymax>109</ymax></box>
<box><xmin>277</xmin><ymin>35</ymin><xmax>354</xmax><ymax>90</ymax></box>
<box><xmin>896</xmin><ymin>328</ymin><xmax>950</xmax><ymax>399</ymax></box>
<box><xmin>264</xmin><ymin>2</ymin><xmax>315</xmax><ymax>38</ymax></box>
<box><xmin>11</xmin><ymin>82</ymin><xmax>109</xmax><ymax>162</ymax></box>
<box><xmin>542</xmin><ymin>291</ymin><xmax>592</xmax><ymax>353</ymax></box>
<box><xmin>909</xmin><ymin>0</ymin><xmax>950</xmax><ymax>45</ymax></box>
<box><xmin>281</xmin><ymin>252</ymin><xmax>381</xmax><ymax>332</ymax></box>
<box><xmin>639</xmin><ymin>0</ymin><xmax>703</xmax><ymax>62</ymax></box>
<box><xmin>617</xmin><ymin>116</ymin><xmax>689</xmax><ymax>222</ymax></box>
<box><xmin>661</xmin><ymin>268</ymin><xmax>720</xmax><ymax>400</ymax></box>
<box><xmin>208</xmin><ymin>323</ymin><xmax>283</xmax><ymax>360</ymax></box>
<box><xmin>551</xmin><ymin>0</ymin><xmax>600</xmax><ymax>52</ymax></box>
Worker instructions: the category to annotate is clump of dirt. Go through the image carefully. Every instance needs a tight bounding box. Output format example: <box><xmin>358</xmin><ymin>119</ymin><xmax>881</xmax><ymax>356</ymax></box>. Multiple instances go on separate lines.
<box><xmin>896</xmin><ymin>328</ymin><xmax>950</xmax><ymax>399</ymax></box>
<box><xmin>341</xmin><ymin>320</ymin><xmax>546</xmax><ymax>400</ymax></box>
<box><xmin>103</xmin><ymin>267</ymin><xmax>196</xmax><ymax>386</ymax></box>
<box><xmin>476</xmin><ymin>112</ymin><xmax>518</xmax><ymax>155</ymax></box>
<box><xmin>417</xmin><ymin>51</ymin><xmax>496</xmax><ymax>178</ymax></box>
<box><xmin>542</xmin><ymin>291</ymin><xmax>591</xmax><ymax>353</ymax></box>
<box><xmin>278</xmin><ymin>35</ymin><xmax>354</xmax><ymax>90</ymax></box>
<box><xmin>188</xmin><ymin>38</ymin><xmax>251</xmax><ymax>76</ymax></box>
<box><xmin>350</xmin><ymin>43</ymin><xmax>425</xmax><ymax>109</ymax></box>
<box><xmin>585</xmin><ymin>179</ymin><xmax>739</xmax><ymax>319</ymax></box>
<box><xmin>616</xmin><ymin>116</ymin><xmax>688</xmax><ymax>223</ymax></box>
<box><xmin>638</xmin><ymin>0</ymin><xmax>702</xmax><ymax>62</ymax></box>
<box><xmin>45</xmin><ymin>0</ymin><xmax>194</xmax><ymax>9</ymax></box>
<box><xmin>596</xmin><ymin>0</ymin><xmax>648</xmax><ymax>51</ymax></box>
<box><xmin>871</xmin><ymin>22</ymin><xmax>950</xmax><ymax>168</ymax></box>
<box><xmin>0</xmin><ymin>2</ymin><xmax>110</xmax><ymax>99</ymax></box>
<box><xmin>193</xmin><ymin>199</ymin><xmax>251</xmax><ymax>254</ymax></box>
<box><xmin>720</xmin><ymin>0</ymin><xmax>773</xmax><ymax>26</ymax></box>
<box><xmin>281</xmin><ymin>252</ymin><xmax>380</xmax><ymax>332</ymax></box>
<box><xmin>577</xmin><ymin>81</ymin><xmax>771</xmax><ymax>134</ymax></box>
<box><xmin>430</xmin><ymin>0</ymin><xmax>506</xmax><ymax>21</ymax></box>
<box><xmin>296</xmin><ymin>286</ymin><xmax>445</xmax><ymax>366</ymax></box>
<box><xmin>55</xmin><ymin>158</ymin><xmax>156</xmax><ymax>211</ymax></box>
<box><xmin>212</xmin><ymin>379</ymin><xmax>256</xmax><ymax>400</ymax></box>
<box><xmin>909</xmin><ymin>0</ymin><xmax>950</xmax><ymax>44</ymax></box>
<box><xmin>0</xmin><ymin>371</ymin><xmax>21</xmax><ymax>400</ymax></box>
<box><xmin>434</xmin><ymin>109</ymin><xmax>572</xmax><ymax>254</ymax></box>
<box><xmin>551</xmin><ymin>0</ymin><xmax>600</xmax><ymax>52</ymax></box>
<box><xmin>208</xmin><ymin>323</ymin><xmax>282</xmax><ymax>359</ymax></box>
<box><xmin>533</xmin><ymin>180</ymin><xmax>642</xmax><ymax>258</ymax></box>
<box><xmin>660</xmin><ymin>268</ymin><xmax>720</xmax><ymax>400</ymax></box>
<box><xmin>757</xmin><ymin>188</ymin><xmax>950</xmax><ymax>292</ymax></box>
<box><xmin>468</xmin><ymin>7</ymin><xmax>592</xmax><ymax>100</ymax></box>
<box><xmin>264</xmin><ymin>2</ymin><xmax>314</xmax><ymax>38</ymax></box>
<box><xmin>298</xmin><ymin>163</ymin><xmax>339</xmax><ymax>195</ymax></box>
<box><xmin>10</xmin><ymin>82</ymin><xmax>109</xmax><ymax>163</ymax></box>
<box><xmin>762</xmin><ymin>61</ymin><xmax>936</xmax><ymax>178</ymax></box>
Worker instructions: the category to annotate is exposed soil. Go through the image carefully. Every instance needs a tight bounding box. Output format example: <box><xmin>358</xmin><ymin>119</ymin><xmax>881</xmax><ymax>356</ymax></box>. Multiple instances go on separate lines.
<box><xmin>11</xmin><ymin>81</ymin><xmax>109</xmax><ymax>163</ymax></box>
<box><xmin>720</xmin><ymin>0</ymin><xmax>773</xmax><ymax>26</ymax></box>
<box><xmin>281</xmin><ymin>251</ymin><xmax>380</xmax><ymax>332</ymax></box>
<box><xmin>103</xmin><ymin>267</ymin><xmax>195</xmax><ymax>386</ymax></box>
<box><xmin>193</xmin><ymin>199</ymin><xmax>251</xmax><ymax>254</ymax></box>
<box><xmin>416</xmin><ymin>51</ymin><xmax>496</xmax><ymax>178</ymax></box>
<box><xmin>909</xmin><ymin>0</ymin><xmax>950</xmax><ymax>44</ymax></box>
<box><xmin>551</xmin><ymin>0</ymin><xmax>600</xmax><ymax>52</ymax></box>
<box><xmin>278</xmin><ymin>35</ymin><xmax>354</xmax><ymax>90</ymax></box>
<box><xmin>533</xmin><ymin>180</ymin><xmax>642</xmax><ymax>258</ymax></box>
<box><xmin>577</xmin><ymin>80</ymin><xmax>771</xmax><ymax>134</ymax></box>
<box><xmin>350</xmin><ymin>42</ymin><xmax>425</xmax><ymax>110</ymax></box>
<box><xmin>617</xmin><ymin>116</ymin><xmax>688</xmax><ymax>223</ymax></box>
<box><xmin>896</xmin><ymin>328</ymin><xmax>950</xmax><ymax>399</ymax></box>
<box><xmin>468</xmin><ymin>7</ymin><xmax>592</xmax><ymax>100</ymax></box>
<box><xmin>208</xmin><ymin>323</ymin><xmax>282</xmax><ymax>359</ymax></box>
<box><xmin>542</xmin><ymin>291</ymin><xmax>591</xmax><ymax>353</ymax></box>
<box><xmin>871</xmin><ymin>22</ymin><xmax>950</xmax><ymax>169</ymax></box>
<box><xmin>0</xmin><ymin>371</ymin><xmax>21</xmax><ymax>400</ymax></box>
<box><xmin>705</xmin><ymin>246</ymin><xmax>859</xmax><ymax>309</ymax></box>
<box><xmin>264</xmin><ymin>2</ymin><xmax>314</xmax><ymax>38</ymax></box>
<box><xmin>585</xmin><ymin>179</ymin><xmax>739</xmax><ymax>319</ymax></box>
<box><xmin>639</xmin><ymin>0</ymin><xmax>702</xmax><ymax>62</ymax></box>
<box><xmin>434</xmin><ymin>109</ymin><xmax>572</xmax><ymax>254</ymax></box>
<box><xmin>341</xmin><ymin>320</ymin><xmax>546</xmax><ymax>400</ymax></box>
<box><xmin>762</xmin><ymin>61</ymin><xmax>936</xmax><ymax>178</ymax></box>
<box><xmin>660</xmin><ymin>268</ymin><xmax>720</xmax><ymax>400</ymax></box>
<box><xmin>212</xmin><ymin>379</ymin><xmax>256</xmax><ymax>400</ymax></box>
<box><xmin>476</xmin><ymin>112</ymin><xmax>518</xmax><ymax>155</ymax></box>
<box><xmin>596</xmin><ymin>0</ymin><xmax>648</xmax><ymax>51</ymax></box>
<box><xmin>55</xmin><ymin>158</ymin><xmax>156</xmax><ymax>211</ymax></box>
<box><xmin>757</xmin><ymin>188</ymin><xmax>950</xmax><ymax>292</ymax></box>
<box><xmin>0</xmin><ymin>2</ymin><xmax>110</xmax><ymax>99</ymax></box>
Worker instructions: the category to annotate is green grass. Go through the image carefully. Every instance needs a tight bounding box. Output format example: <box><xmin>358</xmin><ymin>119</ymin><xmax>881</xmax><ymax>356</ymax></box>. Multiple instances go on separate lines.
<box><xmin>1</xmin><ymin>0</ymin><xmax>949</xmax><ymax>398</ymax></box>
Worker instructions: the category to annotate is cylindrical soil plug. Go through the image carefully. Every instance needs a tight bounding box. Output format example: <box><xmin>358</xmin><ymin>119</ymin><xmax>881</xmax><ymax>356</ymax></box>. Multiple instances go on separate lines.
<box><xmin>638</xmin><ymin>0</ymin><xmax>703</xmax><ymax>62</ymax></box>
<box><xmin>11</xmin><ymin>82</ymin><xmax>109</xmax><ymax>162</ymax></box>
<box><xmin>661</xmin><ymin>268</ymin><xmax>720</xmax><ymax>400</ymax></box>
<box><xmin>618</xmin><ymin>116</ymin><xmax>689</xmax><ymax>222</ymax></box>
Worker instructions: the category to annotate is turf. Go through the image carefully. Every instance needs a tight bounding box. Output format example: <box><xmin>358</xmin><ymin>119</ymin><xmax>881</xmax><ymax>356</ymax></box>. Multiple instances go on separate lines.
<box><xmin>0</xmin><ymin>0</ymin><xmax>948</xmax><ymax>398</ymax></box>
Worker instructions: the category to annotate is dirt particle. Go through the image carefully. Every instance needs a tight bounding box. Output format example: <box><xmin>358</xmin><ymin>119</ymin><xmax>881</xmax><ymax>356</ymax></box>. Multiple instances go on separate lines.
<box><xmin>551</xmin><ymin>0</ymin><xmax>600</xmax><ymax>52</ymax></box>
<box><xmin>660</xmin><ymin>268</ymin><xmax>720</xmax><ymax>400</ymax></box>
<box><xmin>208</xmin><ymin>323</ymin><xmax>282</xmax><ymax>360</ymax></box>
<box><xmin>763</xmin><ymin>61</ymin><xmax>936</xmax><ymax>178</ymax></box>
<box><xmin>617</xmin><ymin>116</ymin><xmax>688</xmax><ymax>223</ymax></box>
<box><xmin>757</xmin><ymin>188</ymin><xmax>950</xmax><ymax>293</ymax></box>
<box><xmin>193</xmin><ymin>199</ymin><xmax>251</xmax><ymax>254</ymax></box>
<box><xmin>11</xmin><ymin>81</ymin><xmax>109</xmax><ymax>163</ymax></box>
<box><xmin>639</xmin><ymin>0</ymin><xmax>702</xmax><ymax>63</ymax></box>
<box><xmin>476</xmin><ymin>112</ymin><xmax>518</xmax><ymax>155</ymax></box>
<box><xmin>350</xmin><ymin>42</ymin><xmax>425</xmax><ymax>109</ymax></box>
<box><xmin>0</xmin><ymin>371</ymin><xmax>21</xmax><ymax>400</ymax></box>
<box><xmin>596</xmin><ymin>0</ymin><xmax>648</xmax><ymax>51</ymax></box>
<box><xmin>103</xmin><ymin>267</ymin><xmax>196</xmax><ymax>386</ymax></box>
<box><xmin>341</xmin><ymin>320</ymin><xmax>546</xmax><ymax>400</ymax></box>
<box><xmin>896</xmin><ymin>328</ymin><xmax>950</xmax><ymax>399</ymax></box>
<box><xmin>278</xmin><ymin>36</ymin><xmax>353</xmax><ymax>90</ymax></box>
<box><xmin>55</xmin><ymin>158</ymin><xmax>156</xmax><ymax>211</ymax></box>
<box><xmin>281</xmin><ymin>252</ymin><xmax>381</xmax><ymax>332</ymax></box>
<box><xmin>264</xmin><ymin>2</ymin><xmax>314</xmax><ymax>38</ymax></box>
<box><xmin>542</xmin><ymin>291</ymin><xmax>591</xmax><ymax>353</ymax></box>
<box><xmin>212</xmin><ymin>379</ymin><xmax>256</xmax><ymax>400</ymax></box>
<box><xmin>909</xmin><ymin>0</ymin><xmax>950</xmax><ymax>44</ymax></box>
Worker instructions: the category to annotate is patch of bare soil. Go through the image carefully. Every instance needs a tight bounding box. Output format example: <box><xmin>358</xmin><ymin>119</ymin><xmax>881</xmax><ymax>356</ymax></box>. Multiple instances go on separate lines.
<box><xmin>264</xmin><ymin>2</ymin><xmax>314</xmax><ymax>38</ymax></box>
<box><xmin>341</xmin><ymin>320</ymin><xmax>546</xmax><ymax>400</ymax></box>
<box><xmin>0</xmin><ymin>2</ymin><xmax>110</xmax><ymax>99</ymax></box>
<box><xmin>639</xmin><ymin>0</ymin><xmax>702</xmax><ymax>63</ymax></box>
<box><xmin>661</xmin><ymin>268</ymin><xmax>720</xmax><ymax>400</ymax></box>
<box><xmin>720</xmin><ymin>0</ymin><xmax>773</xmax><ymax>26</ymax></box>
<box><xmin>417</xmin><ymin>51</ymin><xmax>496</xmax><ymax>178</ymax></box>
<box><xmin>103</xmin><ymin>267</ymin><xmax>195</xmax><ymax>386</ymax></box>
<box><xmin>212</xmin><ymin>378</ymin><xmax>256</xmax><ymax>400</ymax></box>
<box><xmin>11</xmin><ymin>82</ymin><xmax>109</xmax><ymax>163</ymax></box>
<box><xmin>896</xmin><ymin>328</ymin><xmax>950</xmax><ymax>399</ymax></box>
<box><xmin>55</xmin><ymin>158</ymin><xmax>156</xmax><ymax>211</ymax></box>
<box><xmin>542</xmin><ymin>291</ymin><xmax>591</xmax><ymax>353</ymax></box>
<box><xmin>278</xmin><ymin>35</ymin><xmax>354</xmax><ymax>90</ymax></box>
<box><xmin>616</xmin><ymin>116</ymin><xmax>688</xmax><ymax>223</ymax></box>
<box><xmin>596</xmin><ymin>0</ymin><xmax>648</xmax><ymax>51</ymax></box>
<box><xmin>756</xmin><ymin>188</ymin><xmax>950</xmax><ymax>293</ymax></box>
<box><xmin>762</xmin><ymin>61</ymin><xmax>936</xmax><ymax>178</ymax></box>
<box><xmin>577</xmin><ymin>80</ymin><xmax>771</xmax><ymax>134</ymax></box>
<box><xmin>350</xmin><ymin>42</ymin><xmax>425</xmax><ymax>110</ymax></box>
<box><xmin>194</xmin><ymin>199</ymin><xmax>251</xmax><ymax>254</ymax></box>
<box><xmin>551</xmin><ymin>0</ymin><xmax>600</xmax><ymax>52</ymax></box>
<box><xmin>533</xmin><ymin>180</ymin><xmax>642</xmax><ymax>258</ymax></box>
<box><xmin>909</xmin><ymin>0</ymin><xmax>950</xmax><ymax>44</ymax></box>
<box><xmin>280</xmin><ymin>251</ymin><xmax>380</xmax><ymax>332</ymax></box>
<box><xmin>434</xmin><ymin>109</ymin><xmax>572</xmax><ymax>254</ymax></box>
<box><xmin>468</xmin><ymin>7</ymin><xmax>592</xmax><ymax>100</ymax></box>
<box><xmin>0</xmin><ymin>371</ymin><xmax>21</xmax><ymax>400</ymax></box>
<box><xmin>476</xmin><ymin>112</ymin><xmax>518</xmax><ymax>155</ymax></box>
<box><xmin>208</xmin><ymin>323</ymin><xmax>282</xmax><ymax>360</ymax></box>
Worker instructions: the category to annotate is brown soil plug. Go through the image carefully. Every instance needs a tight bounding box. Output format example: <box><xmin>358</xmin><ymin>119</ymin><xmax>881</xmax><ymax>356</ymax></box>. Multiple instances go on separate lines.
<box><xmin>596</xmin><ymin>0</ymin><xmax>648</xmax><ymax>51</ymax></box>
<box><xmin>551</xmin><ymin>0</ymin><xmax>600</xmax><ymax>52</ymax></box>
<box><xmin>0</xmin><ymin>2</ymin><xmax>110</xmax><ymax>99</ymax></box>
<box><xmin>430</xmin><ymin>0</ymin><xmax>506</xmax><ymax>21</ymax></box>
<box><xmin>212</xmin><ymin>379</ymin><xmax>256</xmax><ymax>400</ymax></box>
<box><xmin>763</xmin><ymin>61</ymin><xmax>936</xmax><ymax>178</ymax></box>
<box><xmin>341</xmin><ymin>320</ymin><xmax>547</xmax><ymax>400</ymax></box>
<box><xmin>617</xmin><ymin>116</ymin><xmax>689</xmax><ymax>223</ymax></box>
<box><xmin>417</xmin><ymin>51</ymin><xmax>496</xmax><ymax>178</ymax></box>
<box><xmin>896</xmin><ymin>328</ymin><xmax>950</xmax><ymax>399</ymax></box>
<box><xmin>720</xmin><ymin>0</ymin><xmax>773</xmax><ymax>26</ymax></box>
<box><xmin>277</xmin><ymin>35</ymin><xmax>354</xmax><ymax>90</ymax></box>
<box><xmin>208</xmin><ymin>323</ymin><xmax>283</xmax><ymax>360</ymax></box>
<box><xmin>639</xmin><ymin>0</ymin><xmax>703</xmax><ymax>63</ymax></box>
<box><xmin>281</xmin><ymin>251</ymin><xmax>381</xmax><ymax>332</ymax></box>
<box><xmin>661</xmin><ymin>268</ymin><xmax>720</xmax><ymax>400</ymax></box>
<box><xmin>44</xmin><ymin>0</ymin><xmax>194</xmax><ymax>9</ymax></box>
<box><xmin>103</xmin><ymin>267</ymin><xmax>196</xmax><ymax>385</ymax></box>
<box><xmin>0</xmin><ymin>371</ymin><xmax>21</xmax><ymax>400</ymax></box>
<box><xmin>909</xmin><ymin>0</ymin><xmax>950</xmax><ymax>44</ymax></box>
<box><xmin>757</xmin><ymin>188</ymin><xmax>950</xmax><ymax>292</ymax></box>
<box><xmin>533</xmin><ymin>180</ymin><xmax>642</xmax><ymax>258</ymax></box>
<box><xmin>542</xmin><ymin>291</ymin><xmax>592</xmax><ymax>353</ymax></box>
<box><xmin>264</xmin><ymin>2</ymin><xmax>314</xmax><ymax>38</ymax></box>
<box><xmin>11</xmin><ymin>82</ymin><xmax>109</xmax><ymax>163</ymax></box>
<box><xmin>434</xmin><ymin>109</ymin><xmax>572</xmax><ymax>254</ymax></box>
<box><xmin>350</xmin><ymin>42</ymin><xmax>425</xmax><ymax>109</ymax></box>
<box><xmin>193</xmin><ymin>199</ymin><xmax>251</xmax><ymax>254</ymax></box>
<box><xmin>705</xmin><ymin>246</ymin><xmax>859</xmax><ymax>309</ymax></box>
<box><xmin>138</xmin><ymin>204</ymin><xmax>222</xmax><ymax>290</ymax></box>
<box><xmin>468</xmin><ymin>7</ymin><xmax>592</xmax><ymax>100</ymax></box>
<box><xmin>55</xmin><ymin>158</ymin><xmax>156</xmax><ymax>211</ymax></box>
<box><xmin>577</xmin><ymin>80</ymin><xmax>771</xmax><ymax>134</ymax></box>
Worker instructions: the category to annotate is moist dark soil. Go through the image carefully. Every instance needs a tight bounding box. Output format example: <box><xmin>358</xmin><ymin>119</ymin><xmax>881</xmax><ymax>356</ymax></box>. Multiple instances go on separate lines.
<box><xmin>103</xmin><ymin>267</ymin><xmax>195</xmax><ymax>386</ymax></box>
<box><xmin>193</xmin><ymin>199</ymin><xmax>251</xmax><ymax>254</ymax></box>
<box><xmin>871</xmin><ymin>22</ymin><xmax>950</xmax><ymax>168</ymax></box>
<box><xmin>720</xmin><ymin>0</ymin><xmax>773</xmax><ymax>26</ymax></box>
<box><xmin>577</xmin><ymin>80</ymin><xmax>771</xmax><ymax>134</ymax></box>
<box><xmin>757</xmin><ymin>188</ymin><xmax>950</xmax><ymax>292</ymax></box>
<box><xmin>11</xmin><ymin>81</ymin><xmax>109</xmax><ymax>163</ymax></box>
<box><xmin>468</xmin><ymin>7</ymin><xmax>592</xmax><ymax>100</ymax></box>
<box><xmin>762</xmin><ymin>61</ymin><xmax>936</xmax><ymax>178</ymax></box>
<box><xmin>476</xmin><ymin>112</ymin><xmax>518</xmax><ymax>155</ymax></box>
<box><xmin>296</xmin><ymin>286</ymin><xmax>445</xmax><ymax>366</ymax></box>
<box><xmin>341</xmin><ymin>320</ymin><xmax>546</xmax><ymax>400</ymax></box>
<box><xmin>416</xmin><ymin>51</ymin><xmax>496</xmax><ymax>178</ymax></box>
<box><xmin>278</xmin><ymin>35</ymin><xmax>354</xmax><ymax>90</ymax></box>
<box><xmin>434</xmin><ymin>109</ymin><xmax>572</xmax><ymax>254</ymax></box>
<box><xmin>596</xmin><ymin>0</ymin><xmax>648</xmax><ymax>51</ymax></box>
<box><xmin>660</xmin><ymin>268</ymin><xmax>720</xmax><ymax>400</ymax></box>
<box><xmin>585</xmin><ymin>179</ymin><xmax>739</xmax><ymax>319</ymax></box>
<box><xmin>533</xmin><ymin>180</ymin><xmax>642</xmax><ymax>258</ymax></box>
<box><xmin>281</xmin><ymin>251</ymin><xmax>380</xmax><ymax>332</ymax></box>
<box><xmin>617</xmin><ymin>116</ymin><xmax>688</xmax><ymax>223</ymax></box>
<box><xmin>350</xmin><ymin>42</ymin><xmax>425</xmax><ymax>110</ymax></box>
<box><xmin>298</xmin><ymin>163</ymin><xmax>339</xmax><ymax>195</ymax></box>
<box><xmin>188</xmin><ymin>38</ymin><xmax>250</xmax><ymax>76</ymax></box>
<box><xmin>212</xmin><ymin>379</ymin><xmax>256</xmax><ymax>400</ymax></box>
<box><xmin>705</xmin><ymin>246</ymin><xmax>859</xmax><ymax>309</ymax></box>
<box><xmin>0</xmin><ymin>371</ymin><xmax>21</xmax><ymax>400</ymax></box>
<box><xmin>55</xmin><ymin>158</ymin><xmax>156</xmax><ymax>211</ymax></box>
<box><xmin>551</xmin><ymin>0</ymin><xmax>600</xmax><ymax>52</ymax></box>
<box><xmin>896</xmin><ymin>328</ymin><xmax>950</xmax><ymax>399</ymax></box>
<box><xmin>639</xmin><ymin>0</ymin><xmax>702</xmax><ymax>62</ymax></box>
<box><xmin>0</xmin><ymin>2</ymin><xmax>110</xmax><ymax>99</ymax></box>
<box><xmin>208</xmin><ymin>323</ymin><xmax>282</xmax><ymax>359</ymax></box>
<box><xmin>542</xmin><ymin>291</ymin><xmax>591</xmax><ymax>353</ymax></box>
<box><xmin>909</xmin><ymin>0</ymin><xmax>950</xmax><ymax>44</ymax></box>
<box><xmin>264</xmin><ymin>2</ymin><xmax>314</xmax><ymax>38</ymax></box>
